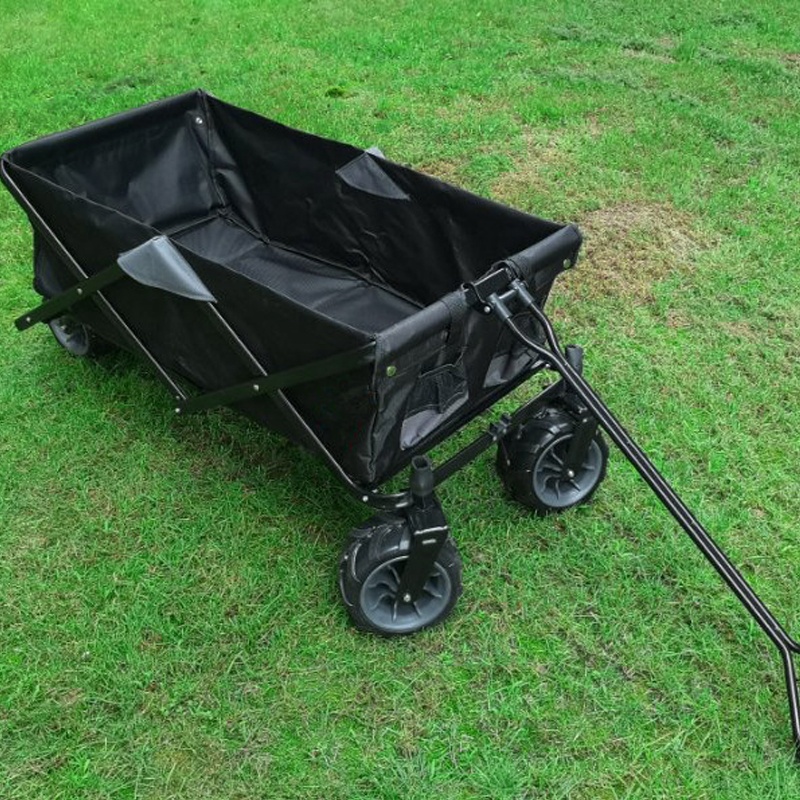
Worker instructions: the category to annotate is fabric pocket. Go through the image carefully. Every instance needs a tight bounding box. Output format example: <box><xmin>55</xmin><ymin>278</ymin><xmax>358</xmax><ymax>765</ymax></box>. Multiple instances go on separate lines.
<box><xmin>400</xmin><ymin>355</ymin><xmax>468</xmax><ymax>449</ymax></box>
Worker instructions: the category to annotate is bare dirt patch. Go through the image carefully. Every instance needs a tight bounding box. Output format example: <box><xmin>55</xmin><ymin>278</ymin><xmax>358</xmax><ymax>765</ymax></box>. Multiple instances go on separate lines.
<box><xmin>557</xmin><ymin>203</ymin><xmax>707</xmax><ymax>305</ymax></box>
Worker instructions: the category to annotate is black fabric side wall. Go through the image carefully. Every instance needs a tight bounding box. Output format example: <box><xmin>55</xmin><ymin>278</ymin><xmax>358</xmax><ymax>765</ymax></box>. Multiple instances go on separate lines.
<box><xmin>12</xmin><ymin>92</ymin><xmax>223</xmax><ymax>231</ymax></box>
<box><xmin>207</xmin><ymin>96</ymin><xmax>562</xmax><ymax>306</ymax></box>
<box><xmin>8</xmin><ymin>161</ymin><xmax>382</xmax><ymax>482</ymax></box>
<box><xmin>4</xmin><ymin>91</ymin><xmax>578</xmax><ymax>487</ymax></box>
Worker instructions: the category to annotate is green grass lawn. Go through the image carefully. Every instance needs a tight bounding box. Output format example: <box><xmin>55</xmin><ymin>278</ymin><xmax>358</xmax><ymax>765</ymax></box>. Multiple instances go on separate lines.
<box><xmin>2</xmin><ymin>1</ymin><xmax>800</xmax><ymax>797</ymax></box>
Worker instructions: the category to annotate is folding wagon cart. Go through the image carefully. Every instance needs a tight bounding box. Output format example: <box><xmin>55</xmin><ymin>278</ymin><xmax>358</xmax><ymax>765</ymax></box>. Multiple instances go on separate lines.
<box><xmin>3</xmin><ymin>90</ymin><xmax>799</xmax><ymax>754</ymax></box>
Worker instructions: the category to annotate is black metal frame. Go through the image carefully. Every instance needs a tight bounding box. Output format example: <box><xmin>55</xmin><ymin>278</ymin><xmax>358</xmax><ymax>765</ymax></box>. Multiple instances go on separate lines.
<box><xmin>6</xmin><ymin>153</ymin><xmax>800</xmax><ymax>756</ymax></box>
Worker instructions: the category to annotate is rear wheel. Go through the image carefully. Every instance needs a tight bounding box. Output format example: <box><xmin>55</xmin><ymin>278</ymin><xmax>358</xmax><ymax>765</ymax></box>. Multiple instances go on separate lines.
<box><xmin>338</xmin><ymin>514</ymin><xmax>462</xmax><ymax>636</ymax></box>
<box><xmin>48</xmin><ymin>315</ymin><xmax>115</xmax><ymax>358</ymax></box>
<box><xmin>497</xmin><ymin>406</ymin><xmax>608</xmax><ymax>515</ymax></box>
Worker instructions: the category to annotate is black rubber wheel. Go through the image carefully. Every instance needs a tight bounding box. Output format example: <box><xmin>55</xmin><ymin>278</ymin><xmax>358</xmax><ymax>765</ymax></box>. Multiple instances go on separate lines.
<box><xmin>338</xmin><ymin>513</ymin><xmax>463</xmax><ymax>636</ymax></box>
<box><xmin>48</xmin><ymin>315</ymin><xmax>115</xmax><ymax>358</ymax></box>
<box><xmin>497</xmin><ymin>405</ymin><xmax>608</xmax><ymax>516</ymax></box>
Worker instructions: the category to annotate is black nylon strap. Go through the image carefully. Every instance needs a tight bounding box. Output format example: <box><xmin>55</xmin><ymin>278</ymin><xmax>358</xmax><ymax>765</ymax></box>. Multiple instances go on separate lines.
<box><xmin>440</xmin><ymin>290</ymin><xmax>468</xmax><ymax>346</ymax></box>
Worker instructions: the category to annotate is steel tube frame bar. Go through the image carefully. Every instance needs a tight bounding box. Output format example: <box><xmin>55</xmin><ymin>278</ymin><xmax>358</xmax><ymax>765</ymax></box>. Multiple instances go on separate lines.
<box><xmin>490</xmin><ymin>280</ymin><xmax>800</xmax><ymax>757</ymax></box>
<box><xmin>15</xmin><ymin>262</ymin><xmax>126</xmax><ymax>330</ymax></box>
<box><xmin>178</xmin><ymin>335</ymin><xmax>376</xmax><ymax>416</ymax></box>
<box><xmin>1</xmin><ymin>160</ymin><xmax>188</xmax><ymax>400</ymax></box>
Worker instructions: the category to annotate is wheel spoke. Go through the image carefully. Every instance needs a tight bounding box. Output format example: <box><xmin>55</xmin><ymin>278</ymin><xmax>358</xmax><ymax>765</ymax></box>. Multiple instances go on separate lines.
<box><xmin>423</xmin><ymin>583</ymin><xmax>443</xmax><ymax>599</ymax></box>
<box><xmin>539</xmin><ymin>463</ymin><xmax>561</xmax><ymax>475</ymax></box>
<box><xmin>387</xmin><ymin>565</ymin><xmax>401</xmax><ymax>589</ymax></box>
<box><xmin>370</xmin><ymin>577</ymin><xmax>396</xmax><ymax>593</ymax></box>
<box><xmin>367</xmin><ymin>591</ymin><xmax>393</xmax><ymax>612</ymax></box>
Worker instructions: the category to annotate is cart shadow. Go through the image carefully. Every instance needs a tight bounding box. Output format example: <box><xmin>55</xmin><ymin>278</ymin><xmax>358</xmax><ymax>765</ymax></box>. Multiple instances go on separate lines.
<box><xmin>85</xmin><ymin>349</ymin><xmax>370</xmax><ymax>543</ymax></box>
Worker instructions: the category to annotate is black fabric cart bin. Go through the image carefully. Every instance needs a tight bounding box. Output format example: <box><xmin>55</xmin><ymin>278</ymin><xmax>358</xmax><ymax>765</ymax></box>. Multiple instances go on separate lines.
<box><xmin>3</xmin><ymin>90</ymin><xmax>799</xmax><ymax>757</ymax></box>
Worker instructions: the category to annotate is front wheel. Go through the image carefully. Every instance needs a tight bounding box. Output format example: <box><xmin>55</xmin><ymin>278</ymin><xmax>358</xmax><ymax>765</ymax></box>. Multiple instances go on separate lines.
<box><xmin>497</xmin><ymin>406</ymin><xmax>608</xmax><ymax>516</ymax></box>
<box><xmin>338</xmin><ymin>514</ymin><xmax>462</xmax><ymax>636</ymax></box>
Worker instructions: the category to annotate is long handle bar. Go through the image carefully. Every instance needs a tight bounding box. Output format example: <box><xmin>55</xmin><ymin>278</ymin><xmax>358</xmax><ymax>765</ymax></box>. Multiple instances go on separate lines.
<box><xmin>488</xmin><ymin>279</ymin><xmax>800</xmax><ymax>757</ymax></box>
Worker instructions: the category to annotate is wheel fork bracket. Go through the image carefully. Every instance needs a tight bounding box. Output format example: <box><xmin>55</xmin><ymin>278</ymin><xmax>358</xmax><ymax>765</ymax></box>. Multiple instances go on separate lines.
<box><xmin>562</xmin><ymin>414</ymin><xmax>599</xmax><ymax>476</ymax></box>
<box><xmin>396</xmin><ymin>456</ymin><xmax>450</xmax><ymax>604</ymax></box>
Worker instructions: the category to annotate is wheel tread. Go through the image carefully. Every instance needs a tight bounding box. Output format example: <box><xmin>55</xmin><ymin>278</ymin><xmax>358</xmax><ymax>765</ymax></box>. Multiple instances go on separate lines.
<box><xmin>497</xmin><ymin>405</ymin><xmax>608</xmax><ymax>516</ymax></box>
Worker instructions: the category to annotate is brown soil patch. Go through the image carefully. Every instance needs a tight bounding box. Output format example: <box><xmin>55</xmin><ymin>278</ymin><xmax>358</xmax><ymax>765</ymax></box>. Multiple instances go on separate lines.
<box><xmin>558</xmin><ymin>203</ymin><xmax>706</xmax><ymax>305</ymax></box>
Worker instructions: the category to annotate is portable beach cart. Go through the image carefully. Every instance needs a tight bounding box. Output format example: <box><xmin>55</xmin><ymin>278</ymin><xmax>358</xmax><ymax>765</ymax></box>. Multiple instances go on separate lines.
<box><xmin>3</xmin><ymin>90</ymin><xmax>799</xmax><ymax>754</ymax></box>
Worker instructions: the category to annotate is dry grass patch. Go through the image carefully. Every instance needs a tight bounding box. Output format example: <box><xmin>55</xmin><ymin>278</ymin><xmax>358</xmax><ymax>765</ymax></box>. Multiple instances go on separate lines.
<box><xmin>491</xmin><ymin>130</ymin><xmax>567</xmax><ymax>206</ymax></box>
<box><xmin>622</xmin><ymin>48</ymin><xmax>676</xmax><ymax>64</ymax></box>
<box><xmin>782</xmin><ymin>53</ymin><xmax>800</xmax><ymax>69</ymax></box>
<box><xmin>417</xmin><ymin>160</ymin><xmax>464</xmax><ymax>184</ymax></box>
<box><xmin>557</xmin><ymin>203</ymin><xmax>707</xmax><ymax>305</ymax></box>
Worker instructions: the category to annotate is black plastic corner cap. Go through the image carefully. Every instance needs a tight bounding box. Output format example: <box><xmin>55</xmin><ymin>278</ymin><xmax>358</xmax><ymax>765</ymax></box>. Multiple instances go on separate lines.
<box><xmin>118</xmin><ymin>236</ymin><xmax>216</xmax><ymax>302</ymax></box>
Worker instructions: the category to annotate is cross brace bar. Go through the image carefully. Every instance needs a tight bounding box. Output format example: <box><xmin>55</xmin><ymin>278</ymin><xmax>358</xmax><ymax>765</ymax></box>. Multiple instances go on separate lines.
<box><xmin>177</xmin><ymin>340</ymin><xmax>376</xmax><ymax>415</ymax></box>
<box><xmin>15</xmin><ymin>263</ymin><xmax>126</xmax><ymax>331</ymax></box>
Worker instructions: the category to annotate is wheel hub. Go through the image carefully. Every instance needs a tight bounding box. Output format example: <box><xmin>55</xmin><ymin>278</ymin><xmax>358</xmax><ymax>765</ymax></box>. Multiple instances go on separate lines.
<box><xmin>49</xmin><ymin>315</ymin><xmax>91</xmax><ymax>357</ymax></box>
<box><xmin>360</xmin><ymin>555</ymin><xmax>452</xmax><ymax>634</ymax></box>
<box><xmin>532</xmin><ymin>434</ymin><xmax>604</xmax><ymax>509</ymax></box>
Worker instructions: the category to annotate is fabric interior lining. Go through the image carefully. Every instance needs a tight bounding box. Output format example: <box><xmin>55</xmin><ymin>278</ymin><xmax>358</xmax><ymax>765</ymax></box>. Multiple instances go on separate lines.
<box><xmin>173</xmin><ymin>215</ymin><xmax>422</xmax><ymax>334</ymax></box>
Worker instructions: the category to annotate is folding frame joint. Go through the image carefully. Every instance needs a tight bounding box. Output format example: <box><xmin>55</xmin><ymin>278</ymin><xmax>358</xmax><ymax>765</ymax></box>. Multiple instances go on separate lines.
<box><xmin>488</xmin><ymin>413</ymin><xmax>513</xmax><ymax>442</ymax></box>
<box><xmin>15</xmin><ymin>262</ymin><xmax>125</xmax><ymax>331</ymax></box>
<box><xmin>464</xmin><ymin>266</ymin><xmax>515</xmax><ymax>311</ymax></box>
